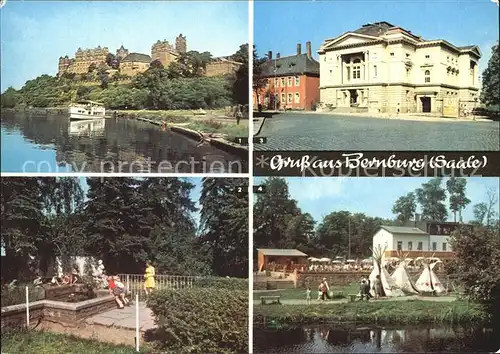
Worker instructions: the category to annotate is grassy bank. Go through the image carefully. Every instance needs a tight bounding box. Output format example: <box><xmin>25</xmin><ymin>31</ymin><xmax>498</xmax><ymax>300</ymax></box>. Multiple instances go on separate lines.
<box><xmin>118</xmin><ymin>109</ymin><xmax>248</xmax><ymax>140</ymax></box>
<box><xmin>1</xmin><ymin>330</ymin><xmax>143</xmax><ymax>354</ymax></box>
<box><xmin>253</xmin><ymin>300</ymin><xmax>490</xmax><ymax>326</ymax></box>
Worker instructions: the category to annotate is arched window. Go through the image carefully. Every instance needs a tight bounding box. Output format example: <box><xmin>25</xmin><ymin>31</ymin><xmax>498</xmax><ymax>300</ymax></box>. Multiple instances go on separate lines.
<box><xmin>424</xmin><ymin>70</ymin><xmax>431</xmax><ymax>83</ymax></box>
<box><xmin>352</xmin><ymin>58</ymin><xmax>361</xmax><ymax>79</ymax></box>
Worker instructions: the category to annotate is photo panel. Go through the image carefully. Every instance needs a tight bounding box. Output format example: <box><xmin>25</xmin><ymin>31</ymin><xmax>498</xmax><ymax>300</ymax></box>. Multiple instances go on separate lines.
<box><xmin>252</xmin><ymin>0</ymin><xmax>499</xmax><ymax>177</ymax></box>
<box><xmin>252</xmin><ymin>176</ymin><xmax>500</xmax><ymax>353</ymax></box>
<box><xmin>0</xmin><ymin>176</ymin><xmax>249</xmax><ymax>353</ymax></box>
<box><xmin>1</xmin><ymin>1</ymin><xmax>250</xmax><ymax>174</ymax></box>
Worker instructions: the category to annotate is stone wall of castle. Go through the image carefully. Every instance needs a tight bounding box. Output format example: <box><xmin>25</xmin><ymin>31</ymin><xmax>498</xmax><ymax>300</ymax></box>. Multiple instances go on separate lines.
<box><xmin>205</xmin><ymin>60</ymin><xmax>242</xmax><ymax>77</ymax></box>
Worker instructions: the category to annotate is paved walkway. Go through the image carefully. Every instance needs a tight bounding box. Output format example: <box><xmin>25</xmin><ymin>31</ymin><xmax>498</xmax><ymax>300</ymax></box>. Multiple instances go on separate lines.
<box><xmin>260</xmin><ymin>295</ymin><xmax>457</xmax><ymax>306</ymax></box>
<box><xmin>85</xmin><ymin>302</ymin><xmax>156</xmax><ymax>331</ymax></box>
<box><xmin>254</xmin><ymin>112</ymin><xmax>499</xmax><ymax>151</ymax></box>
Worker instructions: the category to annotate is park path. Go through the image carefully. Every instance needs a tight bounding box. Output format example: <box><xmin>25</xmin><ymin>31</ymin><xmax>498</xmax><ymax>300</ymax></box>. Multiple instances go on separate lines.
<box><xmin>262</xmin><ymin>295</ymin><xmax>457</xmax><ymax>306</ymax></box>
<box><xmin>85</xmin><ymin>302</ymin><xmax>156</xmax><ymax>331</ymax></box>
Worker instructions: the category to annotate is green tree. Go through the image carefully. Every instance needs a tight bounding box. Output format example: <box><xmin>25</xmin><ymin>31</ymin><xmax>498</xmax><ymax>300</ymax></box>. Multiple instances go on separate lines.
<box><xmin>392</xmin><ymin>192</ymin><xmax>416</xmax><ymax>224</ymax></box>
<box><xmin>472</xmin><ymin>187</ymin><xmax>498</xmax><ymax>227</ymax></box>
<box><xmin>231</xmin><ymin>44</ymin><xmax>250</xmax><ymax>105</ymax></box>
<box><xmin>253</xmin><ymin>177</ymin><xmax>300</xmax><ymax>250</ymax></box>
<box><xmin>480</xmin><ymin>43</ymin><xmax>500</xmax><ymax>108</ymax></box>
<box><xmin>284</xmin><ymin>213</ymin><xmax>315</xmax><ymax>253</ymax></box>
<box><xmin>446</xmin><ymin>177</ymin><xmax>471</xmax><ymax>222</ymax></box>
<box><xmin>253</xmin><ymin>49</ymin><xmax>269</xmax><ymax>109</ymax></box>
<box><xmin>415</xmin><ymin>178</ymin><xmax>448</xmax><ymax>222</ymax></box>
<box><xmin>199</xmin><ymin>178</ymin><xmax>248</xmax><ymax>277</ymax></box>
<box><xmin>0</xmin><ymin>87</ymin><xmax>19</xmax><ymax>108</ymax></box>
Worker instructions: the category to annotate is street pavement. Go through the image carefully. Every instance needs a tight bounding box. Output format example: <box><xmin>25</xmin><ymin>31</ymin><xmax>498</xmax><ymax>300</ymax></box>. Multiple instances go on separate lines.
<box><xmin>254</xmin><ymin>113</ymin><xmax>500</xmax><ymax>151</ymax></box>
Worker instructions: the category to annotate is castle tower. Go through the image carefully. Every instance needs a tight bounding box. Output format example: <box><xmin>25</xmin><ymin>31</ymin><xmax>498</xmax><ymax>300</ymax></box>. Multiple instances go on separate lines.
<box><xmin>116</xmin><ymin>45</ymin><xmax>129</xmax><ymax>61</ymax></box>
<box><xmin>175</xmin><ymin>33</ymin><xmax>187</xmax><ymax>54</ymax></box>
<box><xmin>151</xmin><ymin>39</ymin><xmax>178</xmax><ymax>67</ymax></box>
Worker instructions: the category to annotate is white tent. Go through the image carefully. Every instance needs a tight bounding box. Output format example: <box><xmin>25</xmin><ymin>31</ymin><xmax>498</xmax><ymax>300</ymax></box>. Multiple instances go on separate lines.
<box><xmin>415</xmin><ymin>264</ymin><xmax>446</xmax><ymax>294</ymax></box>
<box><xmin>369</xmin><ymin>261</ymin><xmax>405</xmax><ymax>297</ymax></box>
<box><xmin>332</xmin><ymin>260</ymin><xmax>342</xmax><ymax>264</ymax></box>
<box><xmin>308</xmin><ymin>257</ymin><xmax>319</xmax><ymax>262</ymax></box>
<box><xmin>346</xmin><ymin>259</ymin><xmax>356</xmax><ymax>263</ymax></box>
<box><xmin>391</xmin><ymin>261</ymin><xmax>419</xmax><ymax>294</ymax></box>
<box><xmin>319</xmin><ymin>257</ymin><xmax>331</xmax><ymax>262</ymax></box>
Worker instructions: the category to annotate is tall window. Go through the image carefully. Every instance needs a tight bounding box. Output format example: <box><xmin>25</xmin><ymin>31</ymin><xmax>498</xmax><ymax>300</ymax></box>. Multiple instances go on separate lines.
<box><xmin>408</xmin><ymin>241</ymin><xmax>413</xmax><ymax>251</ymax></box>
<box><xmin>442</xmin><ymin>243</ymin><xmax>447</xmax><ymax>251</ymax></box>
<box><xmin>287</xmin><ymin>93</ymin><xmax>292</xmax><ymax>103</ymax></box>
<box><xmin>417</xmin><ymin>242</ymin><xmax>423</xmax><ymax>251</ymax></box>
<box><xmin>373</xmin><ymin>65</ymin><xmax>378</xmax><ymax>78</ymax></box>
<box><xmin>432</xmin><ymin>242</ymin><xmax>437</xmax><ymax>251</ymax></box>
<box><xmin>280</xmin><ymin>78</ymin><xmax>285</xmax><ymax>87</ymax></box>
<box><xmin>287</xmin><ymin>77</ymin><xmax>293</xmax><ymax>87</ymax></box>
<box><xmin>424</xmin><ymin>70</ymin><xmax>431</xmax><ymax>83</ymax></box>
<box><xmin>281</xmin><ymin>93</ymin><xmax>286</xmax><ymax>104</ymax></box>
<box><xmin>274</xmin><ymin>78</ymin><xmax>279</xmax><ymax>88</ymax></box>
<box><xmin>397</xmin><ymin>241</ymin><xmax>403</xmax><ymax>251</ymax></box>
<box><xmin>294</xmin><ymin>92</ymin><xmax>300</xmax><ymax>104</ymax></box>
<box><xmin>352</xmin><ymin>59</ymin><xmax>361</xmax><ymax>79</ymax></box>
<box><xmin>295</xmin><ymin>76</ymin><xmax>300</xmax><ymax>86</ymax></box>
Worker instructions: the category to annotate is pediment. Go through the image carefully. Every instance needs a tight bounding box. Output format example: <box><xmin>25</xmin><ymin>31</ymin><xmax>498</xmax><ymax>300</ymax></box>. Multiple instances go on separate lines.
<box><xmin>321</xmin><ymin>33</ymin><xmax>381</xmax><ymax>51</ymax></box>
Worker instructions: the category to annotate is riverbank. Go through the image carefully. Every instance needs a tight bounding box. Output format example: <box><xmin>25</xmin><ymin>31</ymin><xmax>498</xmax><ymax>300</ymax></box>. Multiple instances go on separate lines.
<box><xmin>253</xmin><ymin>300</ymin><xmax>490</xmax><ymax>326</ymax></box>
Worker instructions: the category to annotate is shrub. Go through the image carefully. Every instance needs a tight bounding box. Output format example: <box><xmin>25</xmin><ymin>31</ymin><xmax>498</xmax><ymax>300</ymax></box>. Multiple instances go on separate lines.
<box><xmin>147</xmin><ymin>288</ymin><xmax>248</xmax><ymax>353</ymax></box>
<box><xmin>193</xmin><ymin>277</ymin><xmax>248</xmax><ymax>291</ymax></box>
<box><xmin>1</xmin><ymin>284</ymin><xmax>45</xmax><ymax>307</ymax></box>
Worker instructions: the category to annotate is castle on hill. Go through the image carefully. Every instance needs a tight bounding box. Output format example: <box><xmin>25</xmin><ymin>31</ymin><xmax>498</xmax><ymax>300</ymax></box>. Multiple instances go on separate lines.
<box><xmin>57</xmin><ymin>34</ymin><xmax>241</xmax><ymax>78</ymax></box>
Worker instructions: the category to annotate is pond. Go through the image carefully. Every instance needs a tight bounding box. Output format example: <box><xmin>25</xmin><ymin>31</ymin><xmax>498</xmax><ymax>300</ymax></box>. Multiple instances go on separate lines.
<box><xmin>253</xmin><ymin>325</ymin><xmax>500</xmax><ymax>353</ymax></box>
<box><xmin>1</xmin><ymin>112</ymin><xmax>247</xmax><ymax>173</ymax></box>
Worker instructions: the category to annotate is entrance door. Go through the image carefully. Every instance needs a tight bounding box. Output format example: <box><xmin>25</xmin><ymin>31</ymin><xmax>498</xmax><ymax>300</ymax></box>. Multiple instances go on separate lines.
<box><xmin>420</xmin><ymin>97</ymin><xmax>431</xmax><ymax>113</ymax></box>
<box><xmin>349</xmin><ymin>89</ymin><xmax>358</xmax><ymax>105</ymax></box>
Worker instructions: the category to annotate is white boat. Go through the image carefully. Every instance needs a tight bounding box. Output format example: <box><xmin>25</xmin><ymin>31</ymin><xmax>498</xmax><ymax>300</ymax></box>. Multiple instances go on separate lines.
<box><xmin>69</xmin><ymin>100</ymin><xmax>107</xmax><ymax>120</ymax></box>
<box><xmin>69</xmin><ymin>119</ymin><xmax>106</xmax><ymax>137</ymax></box>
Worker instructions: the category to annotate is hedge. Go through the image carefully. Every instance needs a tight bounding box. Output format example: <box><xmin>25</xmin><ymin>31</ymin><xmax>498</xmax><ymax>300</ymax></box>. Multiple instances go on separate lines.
<box><xmin>147</xmin><ymin>288</ymin><xmax>248</xmax><ymax>353</ymax></box>
<box><xmin>193</xmin><ymin>277</ymin><xmax>248</xmax><ymax>291</ymax></box>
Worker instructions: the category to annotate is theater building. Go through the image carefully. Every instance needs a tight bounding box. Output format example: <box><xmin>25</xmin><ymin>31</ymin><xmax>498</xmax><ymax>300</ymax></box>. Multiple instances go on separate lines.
<box><xmin>254</xmin><ymin>42</ymin><xmax>320</xmax><ymax>111</ymax></box>
<box><xmin>318</xmin><ymin>22</ymin><xmax>481</xmax><ymax>115</ymax></box>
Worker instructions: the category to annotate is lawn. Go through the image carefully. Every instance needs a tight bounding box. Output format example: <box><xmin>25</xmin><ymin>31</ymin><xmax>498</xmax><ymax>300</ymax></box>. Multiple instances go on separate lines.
<box><xmin>1</xmin><ymin>330</ymin><xmax>144</xmax><ymax>354</ymax></box>
<box><xmin>253</xmin><ymin>282</ymin><xmax>361</xmax><ymax>301</ymax></box>
<box><xmin>253</xmin><ymin>299</ymin><xmax>490</xmax><ymax>327</ymax></box>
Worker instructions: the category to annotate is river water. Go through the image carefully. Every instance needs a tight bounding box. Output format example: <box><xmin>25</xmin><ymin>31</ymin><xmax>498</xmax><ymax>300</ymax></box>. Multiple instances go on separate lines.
<box><xmin>1</xmin><ymin>112</ymin><xmax>246</xmax><ymax>173</ymax></box>
<box><xmin>253</xmin><ymin>325</ymin><xmax>500</xmax><ymax>353</ymax></box>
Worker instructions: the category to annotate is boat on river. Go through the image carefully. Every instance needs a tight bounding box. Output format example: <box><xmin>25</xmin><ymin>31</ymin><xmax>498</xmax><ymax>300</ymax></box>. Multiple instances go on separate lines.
<box><xmin>69</xmin><ymin>119</ymin><xmax>106</xmax><ymax>137</ymax></box>
<box><xmin>69</xmin><ymin>100</ymin><xmax>107</xmax><ymax>120</ymax></box>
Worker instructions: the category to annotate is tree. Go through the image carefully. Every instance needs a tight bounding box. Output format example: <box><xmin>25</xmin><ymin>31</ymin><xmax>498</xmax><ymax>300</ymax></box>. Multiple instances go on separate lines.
<box><xmin>199</xmin><ymin>178</ymin><xmax>248</xmax><ymax>277</ymax></box>
<box><xmin>472</xmin><ymin>187</ymin><xmax>499</xmax><ymax>227</ymax></box>
<box><xmin>448</xmin><ymin>225</ymin><xmax>500</xmax><ymax>311</ymax></box>
<box><xmin>106</xmin><ymin>53</ymin><xmax>120</xmax><ymax>69</ymax></box>
<box><xmin>415</xmin><ymin>178</ymin><xmax>448</xmax><ymax>222</ymax></box>
<box><xmin>480</xmin><ymin>44</ymin><xmax>500</xmax><ymax>108</ymax></box>
<box><xmin>88</xmin><ymin>63</ymin><xmax>97</xmax><ymax>73</ymax></box>
<box><xmin>285</xmin><ymin>213</ymin><xmax>315</xmax><ymax>253</ymax></box>
<box><xmin>446</xmin><ymin>177</ymin><xmax>471</xmax><ymax>222</ymax></box>
<box><xmin>253</xmin><ymin>177</ymin><xmax>300</xmax><ymax>250</ymax></box>
<box><xmin>392</xmin><ymin>192</ymin><xmax>416</xmax><ymax>223</ymax></box>
<box><xmin>231</xmin><ymin>44</ymin><xmax>249</xmax><ymax>105</ymax></box>
<box><xmin>253</xmin><ymin>49</ymin><xmax>268</xmax><ymax>110</ymax></box>
<box><xmin>0</xmin><ymin>87</ymin><xmax>19</xmax><ymax>108</ymax></box>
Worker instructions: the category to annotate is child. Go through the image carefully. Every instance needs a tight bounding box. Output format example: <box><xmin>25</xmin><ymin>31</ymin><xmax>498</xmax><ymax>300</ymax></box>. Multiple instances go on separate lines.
<box><xmin>107</xmin><ymin>276</ymin><xmax>124</xmax><ymax>309</ymax></box>
<box><xmin>306</xmin><ymin>287</ymin><xmax>311</xmax><ymax>305</ymax></box>
<box><xmin>114</xmin><ymin>276</ymin><xmax>130</xmax><ymax>306</ymax></box>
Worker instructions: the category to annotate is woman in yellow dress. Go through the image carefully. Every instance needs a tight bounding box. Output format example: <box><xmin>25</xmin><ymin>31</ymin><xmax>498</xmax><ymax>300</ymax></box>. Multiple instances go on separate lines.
<box><xmin>143</xmin><ymin>261</ymin><xmax>155</xmax><ymax>296</ymax></box>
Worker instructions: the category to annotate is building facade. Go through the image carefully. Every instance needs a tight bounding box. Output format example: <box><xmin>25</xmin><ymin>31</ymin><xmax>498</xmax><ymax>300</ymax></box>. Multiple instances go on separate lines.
<box><xmin>120</xmin><ymin>53</ymin><xmax>152</xmax><ymax>77</ymax></box>
<box><xmin>372</xmin><ymin>224</ymin><xmax>464</xmax><ymax>261</ymax></box>
<box><xmin>318</xmin><ymin>22</ymin><xmax>481</xmax><ymax>115</ymax></box>
<box><xmin>205</xmin><ymin>57</ymin><xmax>242</xmax><ymax>77</ymax></box>
<box><xmin>257</xmin><ymin>249</ymin><xmax>308</xmax><ymax>272</ymax></box>
<box><xmin>254</xmin><ymin>42</ymin><xmax>320</xmax><ymax>111</ymax></box>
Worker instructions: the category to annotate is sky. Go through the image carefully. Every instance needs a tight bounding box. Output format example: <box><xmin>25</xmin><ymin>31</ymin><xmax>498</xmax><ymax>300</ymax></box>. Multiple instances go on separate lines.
<box><xmin>254</xmin><ymin>0</ymin><xmax>499</xmax><ymax>77</ymax></box>
<box><xmin>254</xmin><ymin>177</ymin><xmax>500</xmax><ymax>224</ymax></box>
<box><xmin>0</xmin><ymin>1</ymin><xmax>248</xmax><ymax>90</ymax></box>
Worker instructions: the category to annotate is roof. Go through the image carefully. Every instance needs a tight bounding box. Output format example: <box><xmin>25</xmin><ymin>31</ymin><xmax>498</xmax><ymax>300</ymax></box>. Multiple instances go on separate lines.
<box><xmin>259</xmin><ymin>53</ymin><xmax>319</xmax><ymax>77</ymax></box>
<box><xmin>122</xmin><ymin>53</ymin><xmax>152</xmax><ymax>63</ymax></box>
<box><xmin>353</xmin><ymin>21</ymin><xmax>395</xmax><ymax>37</ymax></box>
<box><xmin>257</xmin><ymin>249</ymin><xmax>308</xmax><ymax>257</ymax></box>
<box><xmin>379</xmin><ymin>225</ymin><xmax>428</xmax><ymax>235</ymax></box>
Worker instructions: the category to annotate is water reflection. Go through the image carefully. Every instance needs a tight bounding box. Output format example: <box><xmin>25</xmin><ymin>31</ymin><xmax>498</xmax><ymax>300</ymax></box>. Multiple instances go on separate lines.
<box><xmin>1</xmin><ymin>112</ymin><xmax>247</xmax><ymax>173</ymax></box>
<box><xmin>253</xmin><ymin>325</ymin><xmax>499</xmax><ymax>353</ymax></box>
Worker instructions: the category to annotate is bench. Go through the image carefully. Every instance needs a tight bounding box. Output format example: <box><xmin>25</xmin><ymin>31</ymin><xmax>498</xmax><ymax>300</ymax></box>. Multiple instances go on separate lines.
<box><xmin>261</xmin><ymin>295</ymin><xmax>281</xmax><ymax>305</ymax></box>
